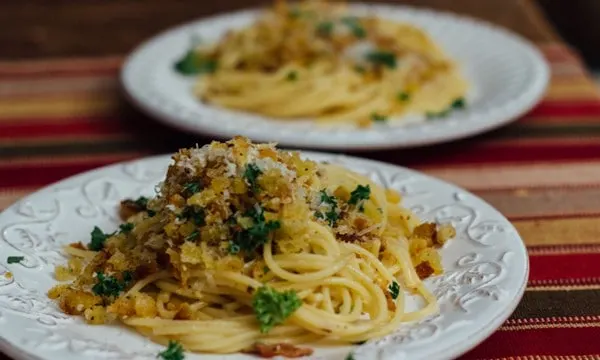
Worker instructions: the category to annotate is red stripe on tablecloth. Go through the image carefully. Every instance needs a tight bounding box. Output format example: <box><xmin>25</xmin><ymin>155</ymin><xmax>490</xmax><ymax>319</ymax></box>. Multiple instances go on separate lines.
<box><xmin>0</xmin><ymin>160</ymin><xmax>135</xmax><ymax>188</ymax></box>
<box><xmin>0</xmin><ymin>118</ymin><xmax>125</xmax><ymax>138</ymax></box>
<box><xmin>528</xmin><ymin>253</ymin><xmax>600</xmax><ymax>283</ymax></box>
<box><xmin>527</xmin><ymin>101</ymin><xmax>600</xmax><ymax>117</ymax></box>
<box><xmin>462</xmin><ymin>326</ymin><xmax>600</xmax><ymax>358</ymax></box>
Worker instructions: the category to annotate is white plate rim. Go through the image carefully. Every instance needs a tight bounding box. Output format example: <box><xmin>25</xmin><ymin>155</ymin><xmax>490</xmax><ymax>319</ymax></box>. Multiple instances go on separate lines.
<box><xmin>0</xmin><ymin>152</ymin><xmax>528</xmax><ymax>360</ymax></box>
<box><xmin>120</xmin><ymin>3</ymin><xmax>550</xmax><ymax>151</ymax></box>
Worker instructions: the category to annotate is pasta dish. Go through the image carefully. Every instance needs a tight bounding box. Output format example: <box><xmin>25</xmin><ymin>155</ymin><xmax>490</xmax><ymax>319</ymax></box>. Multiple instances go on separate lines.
<box><xmin>175</xmin><ymin>0</ymin><xmax>468</xmax><ymax>127</ymax></box>
<box><xmin>49</xmin><ymin>137</ymin><xmax>454</xmax><ymax>358</ymax></box>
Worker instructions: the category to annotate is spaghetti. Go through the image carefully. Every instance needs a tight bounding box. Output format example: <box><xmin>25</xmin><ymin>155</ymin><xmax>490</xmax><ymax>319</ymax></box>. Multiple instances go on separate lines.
<box><xmin>177</xmin><ymin>0</ymin><xmax>468</xmax><ymax>127</ymax></box>
<box><xmin>49</xmin><ymin>137</ymin><xmax>454</xmax><ymax>357</ymax></box>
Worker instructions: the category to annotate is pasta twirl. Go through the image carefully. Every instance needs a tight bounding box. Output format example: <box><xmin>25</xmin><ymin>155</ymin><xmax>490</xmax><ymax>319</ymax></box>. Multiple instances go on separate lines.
<box><xmin>49</xmin><ymin>137</ymin><xmax>454</xmax><ymax>357</ymax></box>
<box><xmin>179</xmin><ymin>0</ymin><xmax>468</xmax><ymax>127</ymax></box>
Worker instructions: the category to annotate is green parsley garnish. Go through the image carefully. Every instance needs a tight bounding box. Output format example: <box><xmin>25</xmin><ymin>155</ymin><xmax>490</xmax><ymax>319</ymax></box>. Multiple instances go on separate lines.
<box><xmin>158</xmin><ymin>340</ymin><xmax>185</xmax><ymax>360</ymax></box>
<box><xmin>228</xmin><ymin>241</ymin><xmax>241</xmax><ymax>254</ymax></box>
<box><xmin>341</xmin><ymin>17</ymin><xmax>366</xmax><ymax>38</ymax></box>
<box><xmin>451</xmin><ymin>97</ymin><xmax>466</xmax><ymax>109</ymax></box>
<box><xmin>397</xmin><ymin>92</ymin><xmax>411</xmax><ymax>102</ymax></box>
<box><xmin>388</xmin><ymin>281</ymin><xmax>400</xmax><ymax>300</ymax></box>
<box><xmin>252</xmin><ymin>286</ymin><xmax>302</xmax><ymax>333</ymax></box>
<box><xmin>345</xmin><ymin>354</ymin><xmax>355</xmax><ymax>360</ymax></box>
<box><xmin>185</xmin><ymin>230</ymin><xmax>200</xmax><ymax>242</ymax></box>
<box><xmin>315</xmin><ymin>190</ymin><xmax>339</xmax><ymax>226</ymax></box>
<box><xmin>92</xmin><ymin>271</ymin><xmax>132</xmax><ymax>298</ymax></box>
<box><xmin>7</xmin><ymin>256</ymin><xmax>24</xmax><ymax>264</ymax></box>
<box><xmin>182</xmin><ymin>182</ymin><xmax>202</xmax><ymax>196</ymax></box>
<box><xmin>366</xmin><ymin>50</ymin><xmax>396</xmax><ymax>69</ymax></box>
<box><xmin>147</xmin><ymin>210</ymin><xmax>156</xmax><ymax>217</ymax></box>
<box><xmin>316</xmin><ymin>21</ymin><xmax>334</xmax><ymax>37</ymax></box>
<box><xmin>119</xmin><ymin>223</ymin><xmax>134</xmax><ymax>234</ymax></box>
<box><xmin>286</xmin><ymin>70</ymin><xmax>298</xmax><ymax>81</ymax></box>
<box><xmin>133</xmin><ymin>196</ymin><xmax>149</xmax><ymax>209</ymax></box>
<box><xmin>88</xmin><ymin>226</ymin><xmax>112</xmax><ymax>251</ymax></box>
<box><xmin>174</xmin><ymin>50</ymin><xmax>217</xmax><ymax>75</ymax></box>
<box><xmin>231</xmin><ymin>205</ymin><xmax>281</xmax><ymax>254</ymax></box>
<box><xmin>178</xmin><ymin>206</ymin><xmax>205</xmax><ymax>226</ymax></box>
<box><xmin>348</xmin><ymin>185</ymin><xmax>371</xmax><ymax>208</ymax></box>
<box><xmin>244</xmin><ymin>164</ymin><xmax>263</xmax><ymax>193</ymax></box>
<box><xmin>371</xmin><ymin>113</ymin><xmax>387</xmax><ymax>122</ymax></box>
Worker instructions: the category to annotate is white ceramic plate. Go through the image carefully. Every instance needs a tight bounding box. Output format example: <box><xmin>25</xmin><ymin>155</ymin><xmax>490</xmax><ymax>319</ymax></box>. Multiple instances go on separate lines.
<box><xmin>0</xmin><ymin>152</ymin><xmax>527</xmax><ymax>360</ymax></box>
<box><xmin>121</xmin><ymin>3</ymin><xmax>549</xmax><ymax>150</ymax></box>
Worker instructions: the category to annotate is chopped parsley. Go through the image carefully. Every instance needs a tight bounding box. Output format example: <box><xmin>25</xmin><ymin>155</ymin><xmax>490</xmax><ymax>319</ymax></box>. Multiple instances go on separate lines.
<box><xmin>119</xmin><ymin>223</ymin><xmax>134</xmax><ymax>234</ymax></box>
<box><xmin>158</xmin><ymin>340</ymin><xmax>185</xmax><ymax>360</ymax></box>
<box><xmin>388</xmin><ymin>281</ymin><xmax>400</xmax><ymax>300</ymax></box>
<box><xmin>286</xmin><ymin>70</ymin><xmax>298</xmax><ymax>81</ymax></box>
<box><xmin>345</xmin><ymin>354</ymin><xmax>355</xmax><ymax>360</ymax></box>
<box><xmin>185</xmin><ymin>230</ymin><xmax>200</xmax><ymax>242</ymax></box>
<box><xmin>182</xmin><ymin>182</ymin><xmax>202</xmax><ymax>196</ymax></box>
<box><xmin>134</xmin><ymin>196</ymin><xmax>149</xmax><ymax>209</ymax></box>
<box><xmin>451</xmin><ymin>97</ymin><xmax>466</xmax><ymax>109</ymax></box>
<box><xmin>397</xmin><ymin>92</ymin><xmax>411</xmax><ymax>102</ymax></box>
<box><xmin>231</xmin><ymin>205</ymin><xmax>281</xmax><ymax>254</ymax></box>
<box><xmin>228</xmin><ymin>241</ymin><xmax>241</xmax><ymax>254</ymax></box>
<box><xmin>92</xmin><ymin>271</ymin><xmax>132</xmax><ymax>298</ymax></box>
<box><xmin>147</xmin><ymin>210</ymin><xmax>156</xmax><ymax>217</ymax></box>
<box><xmin>371</xmin><ymin>113</ymin><xmax>387</xmax><ymax>122</ymax></box>
<box><xmin>341</xmin><ymin>17</ymin><xmax>366</xmax><ymax>38</ymax></box>
<box><xmin>427</xmin><ymin>98</ymin><xmax>467</xmax><ymax>119</ymax></box>
<box><xmin>174</xmin><ymin>50</ymin><xmax>217</xmax><ymax>75</ymax></box>
<box><xmin>88</xmin><ymin>226</ymin><xmax>112</xmax><ymax>251</ymax></box>
<box><xmin>244</xmin><ymin>164</ymin><xmax>263</xmax><ymax>193</ymax></box>
<box><xmin>366</xmin><ymin>50</ymin><xmax>396</xmax><ymax>69</ymax></box>
<box><xmin>178</xmin><ymin>206</ymin><xmax>205</xmax><ymax>226</ymax></box>
<box><xmin>7</xmin><ymin>256</ymin><xmax>24</xmax><ymax>264</ymax></box>
<box><xmin>315</xmin><ymin>190</ymin><xmax>339</xmax><ymax>226</ymax></box>
<box><xmin>252</xmin><ymin>286</ymin><xmax>302</xmax><ymax>333</ymax></box>
<box><xmin>348</xmin><ymin>185</ymin><xmax>371</xmax><ymax>209</ymax></box>
<box><xmin>316</xmin><ymin>21</ymin><xmax>334</xmax><ymax>37</ymax></box>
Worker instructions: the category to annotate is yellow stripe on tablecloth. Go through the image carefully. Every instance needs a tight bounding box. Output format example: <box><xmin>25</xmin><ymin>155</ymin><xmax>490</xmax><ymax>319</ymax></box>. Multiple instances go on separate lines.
<box><xmin>0</xmin><ymin>96</ymin><xmax>118</xmax><ymax>118</ymax></box>
<box><xmin>421</xmin><ymin>161</ymin><xmax>600</xmax><ymax>191</ymax></box>
<box><xmin>514</xmin><ymin>217</ymin><xmax>600</xmax><ymax>246</ymax></box>
<box><xmin>475</xmin><ymin>187</ymin><xmax>600</xmax><ymax>220</ymax></box>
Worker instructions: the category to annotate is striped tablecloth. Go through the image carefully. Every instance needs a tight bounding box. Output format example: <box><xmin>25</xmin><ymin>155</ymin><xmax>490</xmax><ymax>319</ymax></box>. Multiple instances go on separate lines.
<box><xmin>1</xmin><ymin>42</ymin><xmax>600</xmax><ymax>359</ymax></box>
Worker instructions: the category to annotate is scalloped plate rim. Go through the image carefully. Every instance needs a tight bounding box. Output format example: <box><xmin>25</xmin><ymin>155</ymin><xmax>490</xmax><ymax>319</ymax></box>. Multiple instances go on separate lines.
<box><xmin>0</xmin><ymin>152</ymin><xmax>529</xmax><ymax>360</ymax></box>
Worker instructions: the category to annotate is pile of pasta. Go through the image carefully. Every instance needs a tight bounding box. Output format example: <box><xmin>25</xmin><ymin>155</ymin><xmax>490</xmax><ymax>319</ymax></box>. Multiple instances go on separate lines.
<box><xmin>177</xmin><ymin>0</ymin><xmax>468</xmax><ymax>127</ymax></box>
<box><xmin>49</xmin><ymin>137</ymin><xmax>454</xmax><ymax>357</ymax></box>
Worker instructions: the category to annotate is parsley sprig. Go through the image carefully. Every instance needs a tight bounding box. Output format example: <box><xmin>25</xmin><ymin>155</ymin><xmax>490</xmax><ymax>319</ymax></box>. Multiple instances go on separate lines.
<box><xmin>366</xmin><ymin>50</ymin><xmax>397</xmax><ymax>69</ymax></box>
<box><xmin>244</xmin><ymin>164</ymin><xmax>263</xmax><ymax>193</ymax></box>
<box><xmin>158</xmin><ymin>340</ymin><xmax>185</xmax><ymax>360</ymax></box>
<box><xmin>92</xmin><ymin>271</ymin><xmax>133</xmax><ymax>298</ymax></box>
<box><xmin>252</xmin><ymin>286</ymin><xmax>302</xmax><ymax>333</ymax></box>
<box><xmin>230</xmin><ymin>205</ymin><xmax>281</xmax><ymax>254</ymax></box>
<box><xmin>88</xmin><ymin>227</ymin><xmax>112</xmax><ymax>251</ymax></box>
<box><xmin>341</xmin><ymin>17</ymin><xmax>366</xmax><ymax>38</ymax></box>
<box><xmin>388</xmin><ymin>281</ymin><xmax>400</xmax><ymax>300</ymax></box>
<box><xmin>315</xmin><ymin>190</ymin><xmax>339</xmax><ymax>226</ymax></box>
<box><xmin>174</xmin><ymin>50</ymin><xmax>217</xmax><ymax>75</ymax></box>
<box><xmin>7</xmin><ymin>256</ymin><xmax>24</xmax><ymax>264</ymax></box>
<box><xmin>349</xmin><ymin>185</ymin><xmax>371</xmax><ymax>206</ymax></box>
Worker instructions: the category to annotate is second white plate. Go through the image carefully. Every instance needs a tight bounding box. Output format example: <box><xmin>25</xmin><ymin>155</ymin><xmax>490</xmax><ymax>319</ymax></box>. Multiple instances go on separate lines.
<box><xmin>121</xmin><ymin>3</ymin><xmax>549</xmax><ymax>150</ymax></box>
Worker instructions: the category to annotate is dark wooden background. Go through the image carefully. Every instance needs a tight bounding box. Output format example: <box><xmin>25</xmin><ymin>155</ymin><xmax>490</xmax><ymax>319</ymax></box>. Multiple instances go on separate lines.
<box><xmin>0</xmin><ymin>0</ymin><xmax>560</xmax><ymax>59</ymax></box>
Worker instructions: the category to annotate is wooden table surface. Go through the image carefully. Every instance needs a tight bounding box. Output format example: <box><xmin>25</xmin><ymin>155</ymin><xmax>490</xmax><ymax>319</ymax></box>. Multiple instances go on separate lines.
<box><xmin>0</xmin><ymin>0</ymin><xmax>559</xmax><ymax>59</ymax></box>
